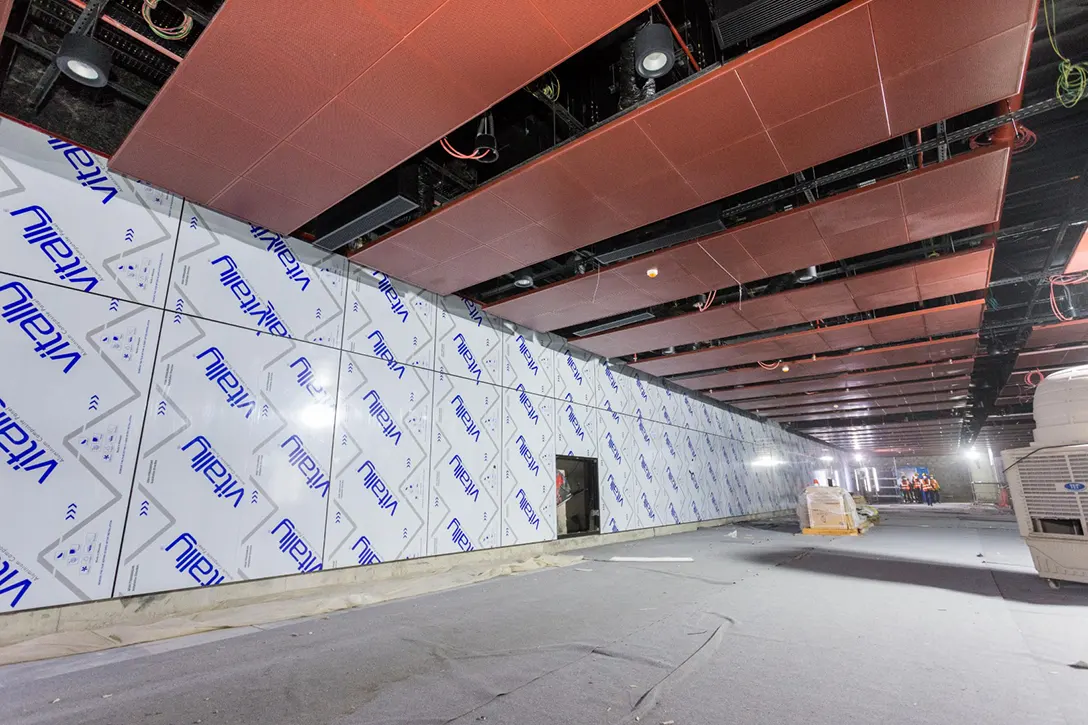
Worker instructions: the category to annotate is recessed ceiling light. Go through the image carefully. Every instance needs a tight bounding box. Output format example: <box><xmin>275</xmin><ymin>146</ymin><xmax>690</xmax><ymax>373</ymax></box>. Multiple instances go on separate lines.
<box><xmin>634</xmin><ymin>23</ymin><xmax>675</xmax><ymax>79</ymax></box>
<box><xmin>513</xmin><ymin>275</ymin><xmax>533</xmax><ymax>288</ymax></box>
<box><xmin>781</xmin><ymin>365</ymin><xmax>790</xmax><ymax>372</ymax></box>
<box><xmin>646</xmin><ymin>267</ymin><xmax>659</xmax><ymax>278</ymax></box>
<box><xmin>56</xmin><ymin>33</ymin><xmax>112</xmax><ymax>89</ymax></box>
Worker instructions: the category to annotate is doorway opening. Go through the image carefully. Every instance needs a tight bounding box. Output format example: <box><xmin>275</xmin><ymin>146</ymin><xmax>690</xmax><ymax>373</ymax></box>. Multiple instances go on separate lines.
<box><xmin>556</xmin><ymin>456</ymin><xmax>600</xmax><ymax>538</ymax></box>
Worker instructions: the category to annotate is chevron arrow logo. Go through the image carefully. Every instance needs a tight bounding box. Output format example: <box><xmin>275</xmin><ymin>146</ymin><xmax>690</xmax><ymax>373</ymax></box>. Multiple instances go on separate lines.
<box><xmin>174</xmin><ymin>299</ymin><xmax>184</xmax><ymax>312</ymax></box>
<box><xmin>251</xmin><ymin>491</ymin><xmax>259</xmax><ymax>504</ymax></box>
<box><xmin>87</xmin><ymin>395</ymin><xmax>100</xmax><ymax>411</ymax></box>
<box><xmin>347</xmin><ymin>362</ymin><xmax>354</xmax><ymax>373</ymax></box>
<box><xmin>352</xmin><ymin>301</ymin><xmax>359</xmax><ymax>313</ymax></box>
<box><xmin>156</xmin><ymin>401</ymin><xmax>167</xmax><ymax>416</ymax></box>
<box><xmin>334</xmin><ymin>512</ymin><xmax>341</xmax><ymax>524</ymax></box>
<box><xmin>124</xmin><ymin>228</ymin><xmax>135</xmax><ymax>243</ymax></box>
<box><xmin>65</xmin><ymin>503</ymin><xmax>77</xmax><ymax>521</ymax></box>
<box><xmin>139</xmin><ymin>500</ymin><xmax>149</xmax><ymax>517</ymax></box>
<box><xmin>341</xmin><ymin>434</ymin><xmax>347</xmax><ymax>445</ymax></box>
<box><xmin>315</xmin><ymin>308</ymin><xmax>322</xmax><ymax>320</ymax></box>
<box><xmin>260</xmin><ymin>404</ymin><xmax>269</xmax><ymax>418</ymax></box>
<box><xmin>189</xmin><ymin>216</ymin><xmax>198</xmax><ymax>229</ymax></box>
<box><xmin>108</xmin><ymin>299</ymin><xmax>119</xmax><ymax>312</ymax></box>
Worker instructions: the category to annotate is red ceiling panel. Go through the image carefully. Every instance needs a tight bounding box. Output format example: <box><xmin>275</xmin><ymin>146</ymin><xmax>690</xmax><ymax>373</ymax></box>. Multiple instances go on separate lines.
<box><xmin>738</xmin><ymin>376</ymin><xmax>971</xmax><ymax>411</ymax></box>
<box><xmin>492</xmin><ymin>145</ymin><xmax>1007</xmax><ymax>332</ymax></box>
<box><xmin>347</xmin><ymin>1</ymin><xmax>1030</xmax><ymax>294</ymax></box>
<box><xmin>772</xmin><ymin>398</ymin><xmax>968</xmax><ymax>422</ymax></box>
<box><xmin>1066</xmin><ymin>228</ymin><xmax>1088</xmax><ymax>274</ymax></box>
<box><xmin>630</xmin><ymin>300</ymin><xmax>984</xmax><ymax>377</ymax></box>
<box><xmin>1023</xmin><ymin>319</ymin><xmax>1088</xmax><ymax>349</ymax></box>
<box><xmin>692</xmin><ymin>340</ymin><xmax>978</xmax><ymax>393</ymax></box>
<box><xmin>110</xmin><ymin>0</ymin><xmax>660</xmax><ymax>233</ymax></box>
<box><xmin>1014</xmin><ymin>345</ymin><xmax>1088</xmax><ymax>370</ymax></box>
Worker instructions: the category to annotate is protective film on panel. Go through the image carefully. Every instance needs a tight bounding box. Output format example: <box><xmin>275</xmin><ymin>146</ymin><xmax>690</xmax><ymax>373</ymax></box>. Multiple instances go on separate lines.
<box><xmin>0</xmin><ymin>273</ymin><xmax>159</xmax><ymax>610</ymax></box>
<box><xmin>342</xmin><ymin>264</ymin><xmax>436</xmax><ymax>369</ymax></box>
<box><xmin>171</xmin><ymin>202</ymin><xmax>347</xmax><ymax>346</ymax></box>
<box><xmin>501</xmin><ymin>387</ymin><xmax>556</xmax><ymax>546</ymax></box>
<box><xmin>325</xmin><ymin>351</ymin><xmax>432</xmax><ymax>568</ymax></box>
<box><xmin>0</xmin><ymin>119</ymin><xmax>181</xmax><ymax>309</ymax></box>
<box><xmin>115</xmin><ymin>316</ymin><xmax>337</xmax><ymax>596</ymax></box>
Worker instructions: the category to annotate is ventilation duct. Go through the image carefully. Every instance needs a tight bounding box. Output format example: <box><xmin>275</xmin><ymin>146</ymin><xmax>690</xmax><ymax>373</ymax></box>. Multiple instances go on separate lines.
<box><xmin>709</xmin><ymin>0</ymin><xmax>842</xmax><ymax>50</ymax></box>
<box><xmin>313</xmin><ymin>167</ymin><xmax>419</xmax><ymax>252</ymax></box>
<box><xmin>572</xmin><ymin>311</ymin><xmax>655</xmax><ymax>337</ymax></box>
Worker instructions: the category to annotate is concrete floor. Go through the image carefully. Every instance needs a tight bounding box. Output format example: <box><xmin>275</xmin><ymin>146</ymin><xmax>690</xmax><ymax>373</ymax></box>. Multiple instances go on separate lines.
<box><xmin>2</xmin><ymin>505</ymin><xmax>1087</xmax><ymax>724</ymax></box>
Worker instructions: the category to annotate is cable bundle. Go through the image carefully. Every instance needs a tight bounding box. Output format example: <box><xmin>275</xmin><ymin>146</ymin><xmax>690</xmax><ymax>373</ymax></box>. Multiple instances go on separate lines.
<box><xmin>142</xmin><ymin>0</ymin><xmax>192</xmax><ymax>41</ymax></box>
<box><xmin>1044</xmin><ymin>0</ymin><xmax>1087</xmax><ymax>108</ymax></box>
<box><xmin>1049</xmin><ymin>272</ymin><xmax>1088</xmax><ymax>321</ymax></box>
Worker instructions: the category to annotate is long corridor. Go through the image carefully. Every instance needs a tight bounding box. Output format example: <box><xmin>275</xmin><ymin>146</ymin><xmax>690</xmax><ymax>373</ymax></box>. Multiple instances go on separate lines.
<box><xmin>3</xmin><ymin>507</ymin><xmax>1087</xmax><ymax>725</ymax></box>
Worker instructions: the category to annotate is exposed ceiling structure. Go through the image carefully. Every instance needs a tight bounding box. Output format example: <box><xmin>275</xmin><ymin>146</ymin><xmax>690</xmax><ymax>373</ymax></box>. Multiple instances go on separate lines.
<box><xmin>2</xmin><ymin>0</ymin><xmax>1086</xmax><ymax>457</ymax></box>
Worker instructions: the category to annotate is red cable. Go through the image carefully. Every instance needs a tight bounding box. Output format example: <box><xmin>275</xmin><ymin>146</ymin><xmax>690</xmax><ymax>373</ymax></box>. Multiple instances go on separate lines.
<box><xmin>655</xmin><ymin>3</ymin><xmax>699</xmax><ymax>72</ymax></box>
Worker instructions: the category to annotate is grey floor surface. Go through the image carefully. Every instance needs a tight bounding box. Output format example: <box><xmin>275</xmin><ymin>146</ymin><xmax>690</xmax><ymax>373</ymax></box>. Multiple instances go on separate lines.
<box><xmin>2</xmin><ymin>506</ymin><xmax>1088</xmax><ymax>724</ymax></box>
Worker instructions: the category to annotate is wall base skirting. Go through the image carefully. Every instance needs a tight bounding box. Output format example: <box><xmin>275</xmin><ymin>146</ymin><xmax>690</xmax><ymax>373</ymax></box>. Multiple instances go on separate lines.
<box><xmin>0</xmin><ymin>510</ymin><xmax>788</xmax><ymax>647</ymax></box>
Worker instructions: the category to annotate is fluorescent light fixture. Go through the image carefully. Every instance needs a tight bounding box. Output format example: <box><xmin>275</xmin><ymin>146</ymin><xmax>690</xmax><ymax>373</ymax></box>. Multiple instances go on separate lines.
<box><xmin>820</xmin><ymin>455</ymin><xmax>834</xmax><ymax>462</ymax></box>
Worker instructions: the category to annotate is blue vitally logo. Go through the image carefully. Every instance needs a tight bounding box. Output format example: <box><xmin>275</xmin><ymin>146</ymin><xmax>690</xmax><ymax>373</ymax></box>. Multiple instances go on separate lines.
<box><xmin>196</xmin><ymin>347</ymin><xmax>255</xmax><ymax>418</ymax></box>
<box><xmin>165</xmin><ymin>532</ymin><xmax>225</xmax><ymax>587</ymax></box>
<box><xmin>0</xmin><ymin>555</ymin><xmax>33</xmax><ymax>609</ymax></box>
<box><xmin>641</xmin><ymin>492</ymin><xmax>655</xmax><ymax>521</ymax></box>
<box><xmin>447</xmin><ymin>518</ymin><xmax>475</xmax><ymax>551</ymax></box>
<box><xmin>565</xmin><ymin>353</ymin><xmax>583</xmax><ymax>384</ymax></box>
<box><xmin>515</xmin><ymin>384</ymin><xmax>539</xmax><ymax>424</ymax></box>
<box><xmin>603</xmin><ymin>363</ymin><xmax>619</xmax><ymax>392</ymax></box>
<box><xmin>452</xmin><ymin>333</ymin><xmax>483</xmax><ymax>383</ymax></box>
<box><xmin>636</xmin><ymin>377</ymin><xmax>648</xmax><ymax>401</ymax></box>
<box><xmin>639</xmin><ymin>454</ymin><xmax>653</xmax><ymax>483</ymax></box>
<box><xmin>1064</xmin><ymin>482</ymin><xmax>1087</xmax><ymax>491</ymax></box>
<box><xmin>47</xmin><ymin>137</ymin><xmax>118</xmax><ymax>204</ymax></box>
<box><xmin>449</xmin><ymin>454</ymin><xmax>480</xmax><ymax>502</ymax></box>
<box><xmin>451</xmin><ymin>394</ymin><xmax>481</xmax><ymax>442</ymax></box>
<box><xmin>515</xmin><ymin>335</ymin><xmax>539</xmax><ymax>376</ymax></box>
<box><xmin>280</xmin><ymin>435</ymin><xmax>330</xmax><ymax>498</ymax></box>
<box><xmin>181</xmin><ymin>435</ymin><xmax>245</xmax><ymax>508</ymax></box>
<box><xmin>515</xmin><ymin>435</ymin><xmax>540</xmax><ymax>476</ymax></box>
<box><xmin>663</xmin><ymin>430</ymin><xmax>677</xmax><ymax>457</ymax></box>
<box><xmin>252</xmin><ymin>227</ymin><xmax>311</xmax><ymax>291</ymax></box>
<box><xmin>290</xmin><ymin>356</ymin><xmax>333</xmax><ymax>403</ymax></box>
<box><xmin>363</xmin><ymin>389</ymin><xmax>402</xmax><ymax>446</ymax></box>
<box><xmin>357</xmin><ymin>459</ymin><xmax>399</xmax><ymax>516</ymax></box>
<box><xmin>352</xmin><ymin>535</ymin><xmax>382</xmax><ymax>565</ymax></box>
<box><xmin>210</xmin><ymin>255</ymin><xmax>289</xmax><ymax>337</ymax></box>
<box><xmin>372</xmin><ymin>271</ymin><xmax>409</xmax><ymax>323</ymax></box>
<box><xmin>11</xmin><ymin>206</ymin><xmax>100</xmax><ymax>292</ymax></box>
<box><xmin>1</xmin><ymin>396</ymin><xmax>60</xmax><ymax>484</ymax></box>
<box><xmin>604</xmin><ymin>399</ymin><xmax>620</xmax><ymax>423</ymax></box>
<box><xmin>463</xmin><ymin>299</ymin><xmax>484</xmax><ymax>327</ymax></box>
<box><xmin>636</xmin><ymin>410</ymin><xmax>651</xmax><ymax>444</ymax></box>
<box><xmin>605</xmin><ymin>431</ymin><xmax>622</xmax><ymax>463</ymax></box>
<box><xmin>666</xmin><ymin>466</ymin><xmax>678</xmax><ymax>492</ymax></box>
<box><xmin>367</xmin><ymin>330</ymin><xmax>407</xmax><ymax>379</ymax></box>
<box><xmin>608</xmin><ymin>473</ymin><xmax>623</xmax><ymax>504</ymax></box>
<box><xmin>516</xmin><ymin>488</ymin><xmax>540</xmax><ymax>530</ymax></box>
<box><xmin>1</xmin><ymin>281</ymin><xmax>83</xmax><ymax>374</ymax></box>
<box><xmin>270</xmin><ymin>518</ymin><xmax>322</xmax><ymax>573</ymax></box>
<box><xmin>563</xmin><ymin>393</ymin><xmax>585</xmax><ymax>441</ymax></box>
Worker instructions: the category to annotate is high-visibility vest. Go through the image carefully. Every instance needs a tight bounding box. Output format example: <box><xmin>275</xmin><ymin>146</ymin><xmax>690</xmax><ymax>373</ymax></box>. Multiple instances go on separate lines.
<box><xmin>931</xmin><ymin>478</ymin><xmax>940</xmax><ymax>490</ymax></box>
<box><xmin>921</xmin><ymin>479</ymin><xmax>934</xmax><ymax>491</ymax></box>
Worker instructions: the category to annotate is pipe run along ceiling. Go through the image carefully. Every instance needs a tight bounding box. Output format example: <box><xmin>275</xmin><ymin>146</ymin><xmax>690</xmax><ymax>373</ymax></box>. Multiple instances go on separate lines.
<box><xmin>108</xmin><ymin>0</ymin><xmax>660</xmax><ymax>233</ymax></box>
<box><xmin>351</xmin><ymin>0</ymin><xmax>1034</xmax><ymax>295</ymax></box>
<box><xmin>489</xmin><ymin>144</ymin><xmax>1010</xmax><ymax>334</ymax></box>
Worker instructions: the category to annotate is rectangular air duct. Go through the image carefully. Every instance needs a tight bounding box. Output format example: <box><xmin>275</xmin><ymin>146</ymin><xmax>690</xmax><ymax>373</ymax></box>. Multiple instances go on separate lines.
<box><xmin>572</xmin><ymin>312</ymin><xmax>656</xmax><ymax>337</ymax></box>
<box><xmin>710</xmin><ymin>0</ymin><xmax>842</xmax><ymax>50</ymax></box>
<box><xmin>313</xmin><ymin>167</ymin><xmax>419</xmax><ymax>252</ymax></box>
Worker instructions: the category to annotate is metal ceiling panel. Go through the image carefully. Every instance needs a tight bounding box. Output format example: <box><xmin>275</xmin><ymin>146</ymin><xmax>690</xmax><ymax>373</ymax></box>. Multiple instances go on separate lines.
<box><xmin>110</xmin><ymin>0</ymin><xmax>659</xmax><ymax>234</ymax></box>
<box><xmin>1014</xmin><ymin>345</ymin><xmax>1088</xmax><ymax>370</ymax></box>
<box><xmin>1066</xmin><ymin>227</ymin><xmax>1088</xmax><ymax>274</ymax></box>
<box><xmin>691</xmin><ymin>339</ymin><xmax>978</xmax><ymax>393</ymax></box>
<box><xmin>773</xmin><ymin>399</ymin><xmax>968</xmax><ymax>422</ymax></box>
<box><xmin>737</xmin><ymin>376</ymin><xmax>971</xmax><ymax>411</ymax></box>
<box><xmin>351</xmin><ymin>1</ymin><xmax>1031</xmax><ymax>294</ymax></box>
<box><xmin>493</xmin><ymin>146</ymin><xmax>1007</xmax><ymax>332</ymax></box>
<box><xmin>630</xmin><ymin>300</ymin><xmax>984</xmax><ymax>377</ymax></box>
<box><xmin>1023</xmin><ymin>319</ymin><xmax>1088</xmax><ymax>350</ymax></box>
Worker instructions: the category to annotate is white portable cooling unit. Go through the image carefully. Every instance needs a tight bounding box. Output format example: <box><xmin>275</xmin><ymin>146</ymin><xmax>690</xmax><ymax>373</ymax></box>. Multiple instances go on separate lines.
<box><xmin>1002</xmin><ymin>365</ymin><xmax>1088</xmax><ymax>584</ymax></box>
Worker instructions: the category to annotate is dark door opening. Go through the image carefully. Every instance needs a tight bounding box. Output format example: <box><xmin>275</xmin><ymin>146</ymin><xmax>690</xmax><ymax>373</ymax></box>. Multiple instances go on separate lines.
<box><xmin>556</xmin><ymin>456</ymin><xmax>600</xmax><ymax>537</ymax></box>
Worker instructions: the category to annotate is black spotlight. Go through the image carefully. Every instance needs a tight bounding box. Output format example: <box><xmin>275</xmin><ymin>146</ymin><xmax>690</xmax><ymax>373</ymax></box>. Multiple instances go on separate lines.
<box><xmin>56</xmin><ymin>33</ymin><xmax>112</xmax><ymax>88</ymax></box>
<box><xmin>633</xmin><ymin>23</ymin><xmax>674</xmax><ymax>79</ymax></box>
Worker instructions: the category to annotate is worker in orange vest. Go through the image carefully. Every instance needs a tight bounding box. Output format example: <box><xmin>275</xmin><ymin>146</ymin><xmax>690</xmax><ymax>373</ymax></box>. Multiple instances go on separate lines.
<box><xmin>910</xmin><ymin>475</ymin><xmax>921</xmax><ymax>503</ymax></box>
<box><xmin>921</xmin><ymin>474</ymin><xmax>935</xmax><ymax>506</ymax></box>
<box><xmin>899</xmin><ymin>476</ymin><xmax>911</xmax><ymax>503</ymax></box>
<box><xmin>931</xmin><ymin>476</ymin><xmax>941</xmax><ymax>504</ymax></box>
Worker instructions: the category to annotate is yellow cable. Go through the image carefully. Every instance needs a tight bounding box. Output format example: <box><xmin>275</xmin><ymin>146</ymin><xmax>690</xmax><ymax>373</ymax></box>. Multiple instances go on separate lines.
<box><xmin>1044</xmin><ymin>0</ymin><xmax>1087</xmax><ymax>107</ymax></box>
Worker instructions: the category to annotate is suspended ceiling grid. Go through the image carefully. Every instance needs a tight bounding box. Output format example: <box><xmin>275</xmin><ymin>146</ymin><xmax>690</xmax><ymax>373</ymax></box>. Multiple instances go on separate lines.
<box><xmin>108</xmin><ymin>0</ymin><xmax>659</xmax><ymax>232</ymax></box>
<box><xmin>489</xmin><ymin>145</ymin><xmax>1008</xmax><ymax>333</ymax></box>
<box><xmin>573</xmin><ymin>242</ymin><xmax>993</xmax><ymax>359</ymax></box>
<box><xmin>799</xmin><ymin>418</ymin><xmax>967</xmax><ymax>454</ymax></box>
<box><xmin>350</xmin><ymin>0</ymin><xmax>1034</xmax><ymax>294</ymax></box>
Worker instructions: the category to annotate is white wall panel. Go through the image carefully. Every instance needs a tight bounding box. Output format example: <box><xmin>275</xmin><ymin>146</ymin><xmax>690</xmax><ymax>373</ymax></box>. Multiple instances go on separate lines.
<box><xmin>501</xmin><ymin>387</ymin><xmax>556</xmax><ymax>546</ymax></box>
<box><xmin>428</xmin><ymin>372</ymin><xmax>502</xmax><ymax>554</ymax></box>
<box><xmin>555</xmin><ymin>401</ymin><xmax>597</xmax><ymax>459</ymax></box>
<box><xmin>342</xmin><ymin>265</ymin><xmax>436</xmax><ymax>369</ymax></box>
<box><xmin>0</xmin><ymin>120</ymin><xmax>181</xmax><ymax>309</ymax></box>
<box><xmin>325</xmin><ymin>351</ymin><xmax>432</xmax><ymax>569</ymax></box>
<box><xmin>116</xmin><ymin>315</ymin><xmax>337</xmax><ymax>596</ymax></box>
<box><xmin>435</xmin><ymin>295</ymin><xmax>501</xmax><ymax>387</ymax></box>
<box><xmin>596</xmin><ymin>405</ymin><xmax>634</xmax><ymax>534</ymax></box>
<box><xmin>554</xmin><ymin>344</ymin><xmax>596</xmax><ymax>407</ymax></box>
<box><xmin>0</xmin><ymin>274</ymin><xmax>159</xmax><ymax>610</ymax></box>
<box><xmin>501</xmin><ymin>324</ymin><xmax>555</xmax><ymax>398</ymax></box>
<box><xmin>172</xmin><ymin>203</ymin><xmax>347</xmax><ymax>346</ymax></box>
